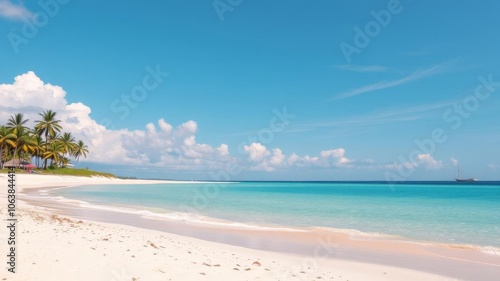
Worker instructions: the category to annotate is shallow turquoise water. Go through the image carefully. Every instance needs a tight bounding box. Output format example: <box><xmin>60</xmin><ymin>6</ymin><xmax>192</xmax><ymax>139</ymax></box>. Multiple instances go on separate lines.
<box><xmin>52</xmin><ymin>181</ymin><xmax>500</xmax><ymax>248</ymax></box>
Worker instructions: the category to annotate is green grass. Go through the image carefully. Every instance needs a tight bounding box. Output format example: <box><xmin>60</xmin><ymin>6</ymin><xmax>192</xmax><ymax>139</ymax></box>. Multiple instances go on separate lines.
<box><xmin>0</xmin><ymin>168</ymin><xmax>25</xmax><ymax>174</ymax></box>
<box><xmin>0</xmin><ymin>167</ymin><xmax>116</xmax><ymax>178</ymax></box>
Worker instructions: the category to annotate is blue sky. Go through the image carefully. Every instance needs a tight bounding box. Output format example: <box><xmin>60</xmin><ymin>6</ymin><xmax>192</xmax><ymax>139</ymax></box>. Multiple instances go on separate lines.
<box><xmin>0</xmin><ymin>0</ymin><xmax>499</xmax><ymax>180</ymax></box>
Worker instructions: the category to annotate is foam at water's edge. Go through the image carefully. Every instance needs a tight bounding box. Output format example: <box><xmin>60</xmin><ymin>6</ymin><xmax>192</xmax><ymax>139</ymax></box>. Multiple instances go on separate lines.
<box><xmin>313</xmin><ymin>226</ymin><xmax>401</xmax><ymax>239</ymax></box>
<box><xmin>31</xmin><ymin>191</ymin><xmax>500</xmax><ymax>256</ymax></box>
<box><xmin>478</xmin><ymin>246</ymin><xmax>500</xmax><ymax>256</ymax></box>
<box><xmin>35</xmin><ymin>193</ymin><xmax>306</xmax><ymax>232</ymax></box>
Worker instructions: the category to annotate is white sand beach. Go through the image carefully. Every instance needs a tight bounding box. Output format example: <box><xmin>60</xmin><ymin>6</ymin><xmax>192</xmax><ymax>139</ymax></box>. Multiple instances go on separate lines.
<box><xmin>0</xmin><ymin>174</ymin><xmax>496</xmax><ymax>280</ymax></box>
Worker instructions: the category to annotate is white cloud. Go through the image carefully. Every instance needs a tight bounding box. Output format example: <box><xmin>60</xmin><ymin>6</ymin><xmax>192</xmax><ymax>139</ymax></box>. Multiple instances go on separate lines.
<box><xmin>243</xmin><ymin>145</ymin><xmax>290</xmax><ymax>172</ymax></box>
<box><xmin>302</xmin><ymin>100</ymin><xmax>454</xmax><ymax>131</ymax></box>
<box><xmin>269</xmin><ymin>148</ymin><xmax>285</xmax><ymax>166</ymax></box>
<box><xmin>242</xmin><ymin>143</ymin><xmax>355</xmax><ymax>172</ymax></box>
<box><xmin>243</xmin><ymin>143</ymin><xmax>270</xmax><ymax>162</ymax></box>
<box><xmin>450</xmin><ymin>157</ymin><xmax>459</xmax><ymax>166</ymax></box>
<box><xmin>117</xmin><ymin>119</ymin><xmax>231</xmax><ymax>168</ymax></box>
<box><xmin>0</xmin><ymin>0</ymin><xmax>32</xmax><ymax>21</ymax></box>
<box><xmin>333</xmin><ymin>62</ymin><xmax>451</xmax><ymax>100</ymax></box>
<box><xmin>1</xmin><ymin>71</ymin><xmax>67</xmax><ymax>110</ymax></box>
<box><xmin>0</xmin><ymin>71</ymin><xmax>104</xmax><ymax>136</ymax></box>
<box><xmin>0</xmin><ymin>71</ymin><xmax>231</xmax><ymax>171</ymax></box>
<box><xmin>0</xmin><ymin>71</ymin><xmax>451</xmax><ymax>176</ymax></box>
<box><xmin>384</xmin><ymin>154</ymin><xmax>443</xmax><ymax>171</ymax></box>
<box><xmin>287</xmin><ymin>153</ymin><xmax>299</xmax><ymax>166</ymax></box>
<box><xmin>488</xmin><ymin>164</ymin><xmax>500</xmax><ymax>170</ymax></box>
<box><xmin>416</xmin><ymin>154</ymin><xmax>443</xmax><ymax>169</ymax></box>
<box><xmin>320</xmin><ymin>148</ymin><xmax>350</xmax><ymax>165</ymax></box>
<box><xmin>384</xmin><ymin>161</ymin><xmax>418</xmax><ymax>171</ymax></box>
<box><xmin>216</xmin><ymin>144</ymin><xmax>229</xmax><ymax>157</ymax></box>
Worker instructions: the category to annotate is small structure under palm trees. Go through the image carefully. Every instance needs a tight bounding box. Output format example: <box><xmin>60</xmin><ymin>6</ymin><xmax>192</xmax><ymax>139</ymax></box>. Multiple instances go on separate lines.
<box><xmin>3</xmin><ymin>158</ymin><xmax>21</xmax><ymax>168</ymax></box>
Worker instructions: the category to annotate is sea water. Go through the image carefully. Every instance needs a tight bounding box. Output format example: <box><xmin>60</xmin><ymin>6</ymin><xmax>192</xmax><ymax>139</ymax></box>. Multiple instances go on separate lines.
<box><xmin>51</xmin><ymin>181</ymin><xmax>500</xmax><ymax>249</ymax></box>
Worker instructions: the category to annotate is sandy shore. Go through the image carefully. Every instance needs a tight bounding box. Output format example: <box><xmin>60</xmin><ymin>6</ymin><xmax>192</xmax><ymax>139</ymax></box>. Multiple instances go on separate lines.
<box><xmin>0</xmin><ymin>174</ymin><xmax>496</xmax><ymax>280</ymax></box>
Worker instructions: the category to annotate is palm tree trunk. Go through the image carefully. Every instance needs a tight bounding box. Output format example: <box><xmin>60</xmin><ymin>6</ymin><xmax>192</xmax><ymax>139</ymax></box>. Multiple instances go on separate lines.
<box><xmin>43</xmin><ymin>131</ymin><xmax>48</xmax><ymax>169</ymax></box>
<box><xmin>13</xmin><ymin>148</ymin><xmax>18</xmax><ymax>168</ymax></box>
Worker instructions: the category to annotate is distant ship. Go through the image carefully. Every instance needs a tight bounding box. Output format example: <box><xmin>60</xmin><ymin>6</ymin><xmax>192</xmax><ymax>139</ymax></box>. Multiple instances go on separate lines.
<box><xmin>455</xmin><ymin>164</ymin><xmax>477</xmax><ymax>182</ymax></box>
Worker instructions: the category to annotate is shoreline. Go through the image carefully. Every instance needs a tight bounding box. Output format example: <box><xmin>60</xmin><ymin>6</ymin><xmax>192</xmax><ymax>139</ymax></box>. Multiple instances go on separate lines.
<box><xmin>2</xmin><ymin>174</ymin><xmax>499</xmax><ymax>280</ymax></box>
<box><xmin>39</xmin><ymin>178</ymin><xmax>500</xmax><ymax>251</ymax></box>
<box><xmin>27</xmin><ymin>184</ymin><xmax>500</xmax><ymax>254</ymax></box>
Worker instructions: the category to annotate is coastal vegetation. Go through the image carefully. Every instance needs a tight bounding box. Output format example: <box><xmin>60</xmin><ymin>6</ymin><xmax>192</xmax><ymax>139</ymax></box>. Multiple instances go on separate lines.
<box><xmin>0</xmin><ymin>110</ymin><xmax>93</xmax><ymax>173</ymax></box>
<box><xmin>0</xmin><ymin>167</ymin><xmax>115</xmax><ymax>177</ymax></box>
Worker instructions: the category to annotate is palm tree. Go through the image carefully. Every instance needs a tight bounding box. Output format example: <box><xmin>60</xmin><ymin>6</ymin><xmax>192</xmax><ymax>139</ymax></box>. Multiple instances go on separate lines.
<box><xmin>57</xmin><ymin>132</ymin><xmax>76</xmax><ymax>167</ymax></box>
<box><xmin>17</xmin><ymin>137</ymin><xmax>36</xmax><ymax>161</ymax></box>
<box><xmin>31</xmin><ymin>135</ymin><xmax>45</xmax><ymax>168</ymax></box>
<box><xmin>73</xmin><ymin>140</ymin><xmax>89</xmax><ymax>164</ymax></box>
<box><xmin>1</xmin><ymin>110</ymin><xmax>90</xmax><ymax>170</ymax></box>
<box><xmin>43</xmin><ymin>141</ymin><xmax>64</xmax><ymax>167</ymax></box>
<box><xmin>59</xmin><ymin>156</ymin><xmax>70</xmax><ymax>168</ymax></box>
<box><xmin>6</xmin><ymin>113</ymin><xmax>29</xmax><ymax>134</ymax></box>
<box><xmin>35</xmin><ymin>110</ymin><xmax>62</xmax><ymax>168</ymax></box>
<box><xmin>0</xmin><ymin>126</ymin><xmax>16</xmax><ymax>167</ymax></box>
<box><xmin>10</xmin><ymin>127</ymin><xmax>36</xmax><ymax>161</ymax></box>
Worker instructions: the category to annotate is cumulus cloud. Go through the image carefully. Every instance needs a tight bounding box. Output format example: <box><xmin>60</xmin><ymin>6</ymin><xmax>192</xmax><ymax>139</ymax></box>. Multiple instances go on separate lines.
<box><xmin>0</xmin><ymin>71</ymin><xmax>103</xmax><ymax>134</ymax></box>
<box><xmin>320</xmin><ymin>149</ymin><xmax>350</xmax><ymax>166</ymax></box>
<box><xmin>242</xmin><ymin>143</ymin><xmax>355</xmax><ymax>172</ymax></box>
<box><xmin>384</xmin><ymin>153</ymin><xmax>443</xmax><ymax>171</ymax></box>
<box><xmin>0</xmin><ymin>0</ymin><xmax>32</xmax><ymax>21</ymax></box>
<box><xmin>119</xmin><ymin>119</ymin><xmax>232</xmax><ymax>168</ymax></box>
<box><xmin>416</xmin><ymin>154</ymin><xmax>443</xmax><ymax>169</ymax></box>
<box><xmin>243</xmin><ymin>143</ymin><xmax>270</xmax><ymax>162</ymax></box>
<box><xmin>0</xmin><ymin>71</ymin><xmax>231</xmax><ymax>170</ymax></box>
<box><xmin>269</xmin><ymin>148</ymin><xmax>285</xmax><ymax>166</ymax></box>
<box><xmin>216</xmin><ymin>144</ymin><xmax>229</xmax><ymax>157</ymax></box>
<box><xmin>2</xmin><ymin>71</ymin><xmax>449</xmax><ymax>176</ymax></box>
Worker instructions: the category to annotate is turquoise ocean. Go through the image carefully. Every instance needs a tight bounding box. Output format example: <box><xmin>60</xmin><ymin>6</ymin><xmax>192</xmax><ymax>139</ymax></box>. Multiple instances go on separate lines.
<box><xmin>51</xmin><ymin>181</ymin><xmax>500</xmax><ymax>251</ymax></box>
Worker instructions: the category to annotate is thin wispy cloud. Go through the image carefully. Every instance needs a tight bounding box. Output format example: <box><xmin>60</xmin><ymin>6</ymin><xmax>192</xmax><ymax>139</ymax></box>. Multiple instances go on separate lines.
<box><xmin>488</xmin><ymin>164</ymin><xmax>500</xmax><ymax>170</ymax></box>
<box><xmin>312</xmin><ymin>114</ymin><xmax>429</xmax><ymax>128</ymax></box>
<box><xmin>0</xmin><ymin>0</ymin><xmax>32</xmax><ymax>21</ymax></box>
<box><xmin>372</xmin><ymin>100</ymin><xmax>456</xmax><ymax>119</ymax></box>
<box><xmin>332</xmin><ymin>64</ymin><xmax>388</xmax><ymax>73</ymax></box>
<box><xmin>333</xmin><ymin>62</ymin><xmax>452</xmax><ymax>100</ymax></box>
<box><xmin>303</xmin><ymin>100</ymin><xmax>454</xmax><ymax>129</ymax></box>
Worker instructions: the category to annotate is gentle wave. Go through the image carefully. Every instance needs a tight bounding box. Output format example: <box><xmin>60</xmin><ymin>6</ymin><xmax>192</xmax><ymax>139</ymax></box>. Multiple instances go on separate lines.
<box><xmin>56</xmin><ymin>199</ymin><xmax>500</xmax><ymax>255</ymax></box>
<box><xmin>41</xmin><ymin>194</ymin><xmax>500</xmax><ymax>256</ymax></box>
<box><xmin>40</xmin><ymin>193</ymin><xmax>306</xmax><ymax>232</ymax></box>
<box><xmin>312</xmin><ymin>226</ymin><xmax>401</xmax><ymax>239</ymax></box>
<box><xmin>37</xmin><ymin>184</ymin><xmax>500</xmax><ymax>253</ymax></box>
<box><xmin>83</xmin><ymin>202</ymin><xmax>307</xmax><ymax>232</ymax></box>
<box><xmin>477</xmin><ymin>246</ymin><xmax>500</xmax><ymax>256</ymax></box>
